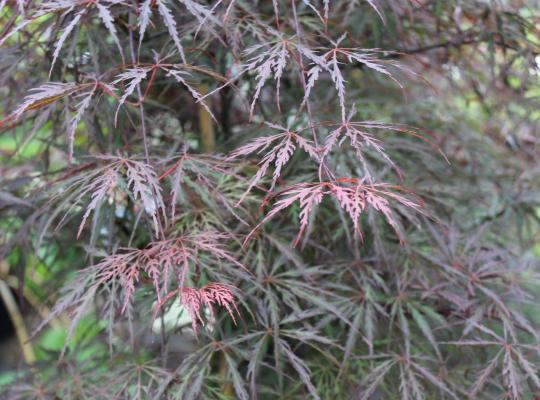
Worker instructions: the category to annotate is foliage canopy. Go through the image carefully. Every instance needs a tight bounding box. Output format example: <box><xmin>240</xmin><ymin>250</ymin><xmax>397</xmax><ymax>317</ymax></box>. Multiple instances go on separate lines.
<box><xmin>1</xmin><ymin>0</ymin><xmax>540</xmax><ymax>399</ymax></box>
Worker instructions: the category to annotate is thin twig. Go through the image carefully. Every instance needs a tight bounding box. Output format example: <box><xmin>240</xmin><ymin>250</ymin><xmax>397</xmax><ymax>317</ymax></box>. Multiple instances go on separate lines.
<box><xmin>0</xmin><ymin>280</ymin><xmax>36</xmax><ymax>364</ymax></box>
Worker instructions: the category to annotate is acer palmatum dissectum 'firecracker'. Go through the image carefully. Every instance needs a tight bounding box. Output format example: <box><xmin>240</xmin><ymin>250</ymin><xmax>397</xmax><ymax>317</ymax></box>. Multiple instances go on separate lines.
<box><xmin>2</xmin><ymin>0</ymin><xmax>539</xmax><ymax>399</ymax></box>
<box><xmin>35</xmin><ymin>232</ymin><xmax>243</xmax><ymax>339</ymax></box>
<box><xmin>246</xmin><ymin>179</ymin><xmax>423</xmax><ymax>246</ymax></box>
<box><xmin>154</xmin><ymin>283</ymin><xmax>239</xmax><ymax>335</ymax></box>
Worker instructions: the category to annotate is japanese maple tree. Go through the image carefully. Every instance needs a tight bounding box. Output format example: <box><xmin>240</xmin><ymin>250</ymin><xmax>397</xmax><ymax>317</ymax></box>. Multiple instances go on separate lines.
<box><xmin>1</xmin><ymin>0</ymin><xmax>540</xmax><ymax>399</ymax></box>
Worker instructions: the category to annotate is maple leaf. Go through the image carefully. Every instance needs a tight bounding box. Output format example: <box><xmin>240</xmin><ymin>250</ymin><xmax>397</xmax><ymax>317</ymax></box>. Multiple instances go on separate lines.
<box><xmin>247</xmin><ymin>179</ymin><xmax>423</xmax><ymax>246</ymax></box>
<box><xmin>228</xmin><ymin>122</ymin><xmax>319</xmax><ymax>203</ymax></box>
